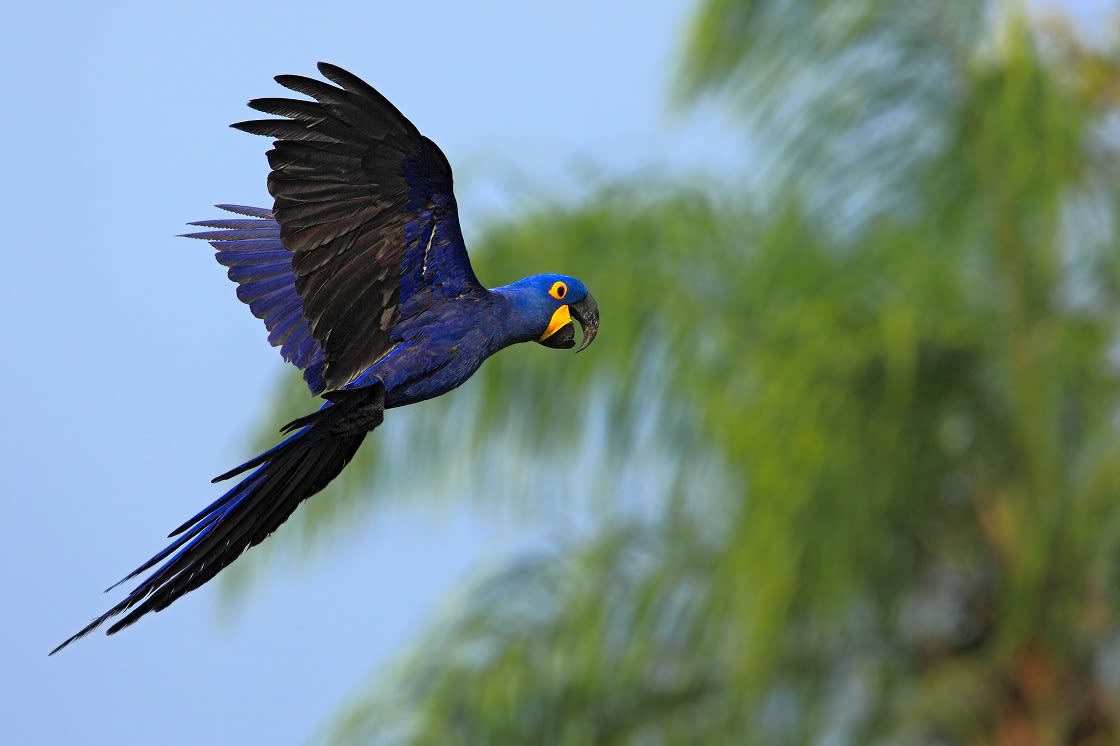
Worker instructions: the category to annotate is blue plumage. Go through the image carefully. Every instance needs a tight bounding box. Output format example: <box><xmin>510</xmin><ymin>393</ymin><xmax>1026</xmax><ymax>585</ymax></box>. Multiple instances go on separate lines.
<box><xmin>194</xmin><ymin>207</ymin><xmax>327</xmax><ymax>389</ymax></box>
<box><xmin>51</xmin><ymin>63</ymin><xmax>598</xmax><ymax>654</ymax></box>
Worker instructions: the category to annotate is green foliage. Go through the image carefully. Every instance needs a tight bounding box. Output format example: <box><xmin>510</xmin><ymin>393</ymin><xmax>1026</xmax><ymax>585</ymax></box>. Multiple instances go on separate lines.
<box><xmin>677</xmin><ymin>0</ymin><xmax>987</xmax><ymax>226</ymax></box>
<box><xmin>233</xmin><ymin>1</ymin><xmax>1120</xmax><ymax>743</ymax></box>
<box><xmin>329</xmin><ymin>523</ymin><xmax>731</xmax><ymax>746</ymax></box>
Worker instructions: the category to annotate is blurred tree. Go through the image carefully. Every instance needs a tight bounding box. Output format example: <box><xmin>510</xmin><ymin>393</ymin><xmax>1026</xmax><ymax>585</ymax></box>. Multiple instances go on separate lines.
<box><xmin>233</xmin><ymin>1</ymin><xmax>1120</xmax><ymax>744</ymax></box>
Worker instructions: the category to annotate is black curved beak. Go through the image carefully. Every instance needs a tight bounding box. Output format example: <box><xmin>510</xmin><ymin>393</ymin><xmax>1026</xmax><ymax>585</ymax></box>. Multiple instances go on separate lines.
<box><xmin>537</xmin><ymin>293</ymin><xmax>600</xmax><ymax>351</ymax></box>
<box><xmin>570</xmin><ymin>293</ymin><xmax>599</xmax><ymax>352</ymax></box>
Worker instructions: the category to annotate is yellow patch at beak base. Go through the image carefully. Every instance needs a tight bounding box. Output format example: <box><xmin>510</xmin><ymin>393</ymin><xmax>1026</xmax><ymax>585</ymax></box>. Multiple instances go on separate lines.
<box><xmin>539</xmin><ymin>305</ymin><xmax>572</xmax><ymax>341</ymax></box>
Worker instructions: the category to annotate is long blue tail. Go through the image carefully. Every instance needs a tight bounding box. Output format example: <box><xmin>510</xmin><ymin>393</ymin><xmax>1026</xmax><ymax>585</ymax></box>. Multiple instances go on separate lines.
<box><xmin>50</xmin><ymin>385</ymin><xmax>383</xmax><ymax>655</ymax></box>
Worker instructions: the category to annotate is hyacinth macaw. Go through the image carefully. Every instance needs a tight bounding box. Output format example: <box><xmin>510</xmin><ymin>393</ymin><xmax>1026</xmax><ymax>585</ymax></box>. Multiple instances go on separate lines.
<box><xmin>51</xmin><ymin>63</ymin><xmax>598</xmax><ymax>654</ymax></box>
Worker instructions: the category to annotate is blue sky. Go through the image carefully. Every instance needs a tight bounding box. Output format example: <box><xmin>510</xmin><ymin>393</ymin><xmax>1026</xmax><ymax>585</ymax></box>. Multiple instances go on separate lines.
<box><xmin>0</xmin><ymin>2</ymin><xmax>727</xmax><ymax>744</ymax></box>
<box><xmin>0</xmin><ymin>1</ymin><xmax>1106</xmax><ymax>744</ymax></box>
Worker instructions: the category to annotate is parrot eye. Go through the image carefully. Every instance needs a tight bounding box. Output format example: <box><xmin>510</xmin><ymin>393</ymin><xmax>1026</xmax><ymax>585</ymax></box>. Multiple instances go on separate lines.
<box><xmin>549</xmin><ymin>281</ymin><xmax>567</xmax><ymax>300</ymax></box>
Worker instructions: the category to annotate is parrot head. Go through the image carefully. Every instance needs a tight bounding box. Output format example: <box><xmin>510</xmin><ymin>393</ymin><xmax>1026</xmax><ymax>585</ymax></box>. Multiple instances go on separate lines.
<box><xmin>510</xmin><ymin>274</ymin><xmax>599</xmax><ymax>352</ymax></box>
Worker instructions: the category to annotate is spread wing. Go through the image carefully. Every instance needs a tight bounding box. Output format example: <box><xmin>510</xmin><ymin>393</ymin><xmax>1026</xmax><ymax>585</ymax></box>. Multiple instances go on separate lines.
<box><xmin>233</xmin><ymin>62</ymin><xmax>483</xmax><ymax>391</ymax></box>
<box><xmin>184</xmin><ymin>205</ymin><xmax>329</xmax><ymax>394</ymax></box>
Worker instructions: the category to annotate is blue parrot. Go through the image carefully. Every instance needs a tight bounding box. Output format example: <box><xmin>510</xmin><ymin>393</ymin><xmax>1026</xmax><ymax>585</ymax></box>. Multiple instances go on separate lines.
<box><xmin>51</xmin><ymin>63</ymin><xmax>598</xmax><ymax>654</ymax></box>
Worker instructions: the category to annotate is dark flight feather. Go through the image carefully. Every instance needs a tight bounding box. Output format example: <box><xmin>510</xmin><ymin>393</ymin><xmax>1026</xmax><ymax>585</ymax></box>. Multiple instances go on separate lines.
<box><xmin>183</xmin><ymin>207</ymin><xmax>325</xmax><ymax>389</ymax></box>
<box><xmin>234</xmin><ymin>61</ymin><xmax>482</xmax><ymax>391</ymax></box>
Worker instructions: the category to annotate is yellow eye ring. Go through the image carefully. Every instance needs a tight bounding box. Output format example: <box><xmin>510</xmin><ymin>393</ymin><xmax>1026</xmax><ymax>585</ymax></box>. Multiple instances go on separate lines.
<box><xmin>549</xmin><ymin>281</ymin><xmax>568</xmax><ymax>300</ymax></box>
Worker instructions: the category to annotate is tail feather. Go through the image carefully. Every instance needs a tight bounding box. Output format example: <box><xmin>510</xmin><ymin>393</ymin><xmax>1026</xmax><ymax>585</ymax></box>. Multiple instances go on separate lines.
<box><xmin>50</xmin><ymin>386</ymin><xmax>382</xmax><ymax>655</ymax></box>
<box><xmin>205</xmin><ymin>399</ymin><xmax>340</xmax><ymax>486</ymax></box>
<box><xmin>208</xmin><ymin>424</ymin><xmax>316</xmax><ymax>485</ymax></box>
<box><xmin>104</xmin><ymin>437</ymin><xmax>361</xmax><ymax>635</ymax></box>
